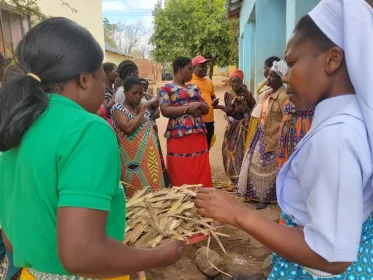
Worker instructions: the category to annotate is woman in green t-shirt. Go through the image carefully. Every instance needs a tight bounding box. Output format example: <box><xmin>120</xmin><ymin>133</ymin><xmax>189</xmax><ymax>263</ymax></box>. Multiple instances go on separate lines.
<box><xmin>0</xmin><ymin>17</ymin><xmax>184</xmax><ymax>280</ymax></box>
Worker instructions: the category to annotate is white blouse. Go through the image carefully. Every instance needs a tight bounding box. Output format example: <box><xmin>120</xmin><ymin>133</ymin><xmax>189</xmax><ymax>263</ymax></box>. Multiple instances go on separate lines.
<box><xmin>277</xmin><ymin>95</ymin><xmax>373</xmax><ymax>263</ymax></box>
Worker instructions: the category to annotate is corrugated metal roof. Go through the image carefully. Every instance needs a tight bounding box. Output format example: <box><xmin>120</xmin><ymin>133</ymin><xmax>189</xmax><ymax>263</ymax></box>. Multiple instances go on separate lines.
<box><xmin>226</xmin><ymin>0</ymin><xmax>242</xmax><ymax>18</ymax></box>
<box><xmin>105</xmin><ymin>44</ymin><xmax>133</xmax><ymax>58</ymax></box>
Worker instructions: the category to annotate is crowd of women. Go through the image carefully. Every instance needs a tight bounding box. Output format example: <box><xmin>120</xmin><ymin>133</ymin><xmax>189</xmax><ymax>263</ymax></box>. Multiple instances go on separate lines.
<box><xmin>218</xmin><ymin>57</ymin><xmax>314</xmax><ymax>210</ymax></box>
<box><xmin>96</xmin><ymin>56</ymin><xmax>213</xmax><ymax>198</ymax></box>
<box><xmin>97</xmin><ymin>51</ymin><xmax>313</xmax><ymax>213</ymax></box>
<box><xmin>1</xmin><ymin>0</ymin><xmax>373</xmax><ymax>279</ymax></box>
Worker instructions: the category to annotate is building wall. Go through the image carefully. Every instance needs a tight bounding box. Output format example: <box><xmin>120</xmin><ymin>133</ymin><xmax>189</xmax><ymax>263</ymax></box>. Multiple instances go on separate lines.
<box><xmin>239</xmin><ymin>0</ymin><xmax>255</xmax><ymax>36</ymax></box>
<box><xmin>105</xmin><ymin>51</ymin><xmax>131</xmax><ymax>66</ymax></box>
<box><xmin>132</xmin><ymin>59</ymin><xmax>162</xmax><ymax>83</ymax></box>
<box><xmin>38</xmin><ymin>0</ymin><xmax>105</xmax><ymax>51</ymax></box>
<box><xmin>213</xmin><ymin>65</ymin><xmax>237</xmax><ymax>77</ymax></box>
<box><xmin>255</xmin><ymin>0</ymin><xmax>286</xmax><ymax>90</ymax></box>
<box><xmin>238</xmin><ymin>0</ymin><xmax>319</xmax><ymax>94</ymax></box>
<box><xmin>286</xmin><ymin>0</ymin><xmax>320</xmax><ymax>39</ymax></box>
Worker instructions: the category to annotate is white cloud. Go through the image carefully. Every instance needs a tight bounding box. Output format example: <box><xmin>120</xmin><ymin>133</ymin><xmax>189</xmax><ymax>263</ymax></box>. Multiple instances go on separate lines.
<box><xmin>103</xmin><ymin>0</ymin><xmax>157</xmax><ymax>28</ymax></box>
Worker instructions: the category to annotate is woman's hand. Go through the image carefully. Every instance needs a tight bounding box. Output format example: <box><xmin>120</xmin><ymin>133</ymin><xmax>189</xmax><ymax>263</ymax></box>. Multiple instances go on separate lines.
<box><xmin>241</xmin><ymin>85</ymin><xmax>253</xmax><ymax>99</ymax></box>
<box><xmin>114</xmin><ymin>78</ymin><xmax>122</xmax><ymax>91</ymax></box>
<box><xmin>212</xmin><ymin>98</ymin><xmax>220</xmax><ymax>108</ymax></box>
<box><xmin>192</xmin><ymin>109</ymin><xmax>203</xmax><ymax>117</ymax></box>
<box><xmin>136</xmin><ymin>104</ymin><xmax>146</xmax><ymax>115</ymax></box>
<box><xmin>184</xmin><ymin>102</ymin><xmax>200</xmax><ymax>114</ymax></box>
<box><xmin>195</xmin><ymin>188</ymin><xmax>248</xmax><ymax>226</ymax></box>
<box><xmin>156</xmin><ymin>240</ymin><xmax>185</xmax><ymax>266</ymax></box>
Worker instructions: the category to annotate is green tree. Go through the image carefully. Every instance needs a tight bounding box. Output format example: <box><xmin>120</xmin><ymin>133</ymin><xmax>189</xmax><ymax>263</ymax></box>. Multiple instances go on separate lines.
<box><xmin>103</xmin><ymin>17</ymin><xmax>117</xmax><ymax>48</ymax></box>
<box><xmin>151</xmin><ymin>0</ymin><xmax>238</xmax><ymax>77</ymax></box>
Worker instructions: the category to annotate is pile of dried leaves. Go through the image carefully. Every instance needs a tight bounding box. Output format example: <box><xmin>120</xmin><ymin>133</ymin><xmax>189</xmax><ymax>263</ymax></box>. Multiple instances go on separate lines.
<box><xmin>124</xmin><ymin>184</ymin><xmax>228</xmax><ymax>249</ymax></box>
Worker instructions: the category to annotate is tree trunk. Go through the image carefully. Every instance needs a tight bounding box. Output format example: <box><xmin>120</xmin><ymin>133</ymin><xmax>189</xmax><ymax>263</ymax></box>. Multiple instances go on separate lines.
<box><xmin>209</xmin><ymin>60</ymin><xmax>214</xmax><ymax>80</ymax></box>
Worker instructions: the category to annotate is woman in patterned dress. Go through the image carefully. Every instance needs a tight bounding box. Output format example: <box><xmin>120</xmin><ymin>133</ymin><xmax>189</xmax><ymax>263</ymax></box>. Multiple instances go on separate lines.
<box><xmin>245</xmin><ymin>57</ymin><xmax>280</xmax><ymax>152</ymax></box>
<box><xmin>159</xmin><ymin>56</ymin><xmax>212</xmax><ymax>188</ymax></box>
<box><xmin>112</xmin><ymin>77</ymin><xmax>166</xmax><ymax>198</ymax></box>
<box><xmin>196</xmin><ymin>2</ymin><xmax>373</xmax><ymax>278</ymax></box>
<box><xmin>221</xmin><ymin>70</ymin><xmax>256</xmax><ymax>187</ymax></box>
<box><xmin>237</xmin><ymin>61</ymin><xmax>288</xmax><ymax>210</ymax></box>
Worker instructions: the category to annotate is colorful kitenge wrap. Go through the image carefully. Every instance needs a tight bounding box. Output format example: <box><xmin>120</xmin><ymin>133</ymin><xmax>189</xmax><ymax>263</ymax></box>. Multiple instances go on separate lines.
<box><xmin>0</xmin><ymin>252</ymin><xmax>20</xmax><ymax>280</ymax></box>
<box><xmin>112</xmin><ymin>103</ymin><xmax>165</xmax><ymax>198</ymax></box>
<box><xmin>277</xmin><ymin>101</ymin><xmax>314</xmax><ymax>171</ymax></box>
<box><xmin>245</xmin><ymin>117</ymin><xmax>259</xmax><ymax>152</ymax></box>
<box><xmin>159</xmin><ymin>84</ymin><xmax>212</xmax><ymax>188</ymax></box>
<box><xmin>270</xmin><ymin>212</ymin><xmax>373</xmax><ymax>280</ymax></box>
<box><xmin>153</xmin><ymin>124</ymin><xmax>171</xmax><ymax>188</ymax></box>
<box><xmin>222</xmin><ymin>90</ymin><xmax>255</xmax><ymax>186</ymax></box>
<box><xmin>245</xmin><ymin>82</ymin><xmax>272</xmax><ymax>152</ymax></box>
<box><xmin>237</xmin><ymin>125</ymin><xmax>277</xmax><ymax>201</ymax></box>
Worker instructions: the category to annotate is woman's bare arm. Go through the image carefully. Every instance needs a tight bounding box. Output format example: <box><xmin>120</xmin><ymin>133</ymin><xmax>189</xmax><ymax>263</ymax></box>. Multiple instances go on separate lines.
<box><xmin>198</xmin><ymin>102</ymin><xmax>209</xmax><ymax>114</ymax></box>
<box><xmin>160</xmin><ymin>102</ymin><xmax>187</xmax><ymax>119</ymax></box>
<box><xmin>195</xmin><ymin>189</ymin><xmax>351</xmax><ymax>275</ymax></box>
<box><xmin>1</xmin><ymin>230</ymin><xmax>13</xmax><ymax>253</ymax></box>
<box><xmin>112</xmin><ymin>109</ymin><xmax>144</xmax><ymax>135</ymax></box>
<box><xmin>58</xmin><ymin>207</ymin><xmax>184</xmax><ymax>278</ymax></box>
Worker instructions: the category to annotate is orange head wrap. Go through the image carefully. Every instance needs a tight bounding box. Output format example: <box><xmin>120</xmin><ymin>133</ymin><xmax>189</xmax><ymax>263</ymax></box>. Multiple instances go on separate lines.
<box><xmin>229</xmin><ymin>69</ymin><xmax>244</xmax><ymax>81</ymax></box>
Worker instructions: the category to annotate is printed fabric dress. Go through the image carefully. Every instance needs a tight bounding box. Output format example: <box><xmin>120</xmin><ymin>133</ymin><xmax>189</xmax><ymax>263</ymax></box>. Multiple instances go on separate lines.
<box><xmin>245</xmin><ymin>81</ymin><xmax>272</xmax><ymax>152</ymax></box>
<box><xmin>112</xmin><ymin>103</ymin><xmax>165</xmax><ymax>198</ymax></box>
<box><xmin>141</xmin><ymin>93</ymin><xmax>171</xmax><ymax>188</ymax></box>
<box><xmin>277</xmin><ymin>100</ymin><xmax>314</xmax><ymax>171</ymax></box>
<box><xmin>222</xmin><ymin>90</ymin><xmax>256</xmax><ymax>186</ymax></box>
<box><xmin>159</xmin><ymin>84</ymin><xmax>212</xmax><ymax>188</ymax></box>
<box><xmin>237</xmin><ymin>95</ymin><xmax>277</xmax><ymax>202</ymax></box>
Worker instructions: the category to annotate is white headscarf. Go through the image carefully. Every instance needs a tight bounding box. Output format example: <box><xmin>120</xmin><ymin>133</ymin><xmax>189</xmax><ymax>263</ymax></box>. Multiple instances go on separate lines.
<box><xmin>271</xmin><ymin>60</ymin><xmax>288</xmax><ymax>78</ymax></box>
<box><xmin>309</xmin><ymin>0</ymin><xmax>373</xmax><ymax>158</ymax></box>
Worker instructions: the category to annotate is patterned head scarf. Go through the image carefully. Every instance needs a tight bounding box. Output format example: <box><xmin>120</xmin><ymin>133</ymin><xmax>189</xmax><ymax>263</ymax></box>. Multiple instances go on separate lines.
<box><xmin>271</xmin><ymin>60</ymin><xmax>288</xmax><ymax>78</ymax></box>
<box><xmin>229</xmin><ymin>69</ymin><xmax>244</xmax><ymax>81</ymax></box>
<box><xmin>309</xmin><ymin>0</ymin><xmax>373</xmax><ymax>158</ymax></box>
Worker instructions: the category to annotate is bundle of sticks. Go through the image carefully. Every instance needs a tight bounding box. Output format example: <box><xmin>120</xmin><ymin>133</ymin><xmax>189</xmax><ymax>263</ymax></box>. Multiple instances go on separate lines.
<box><xmin>124</xmin><ymin>184</ymin><xmax>228</xmax><ymax>248</ymax></box>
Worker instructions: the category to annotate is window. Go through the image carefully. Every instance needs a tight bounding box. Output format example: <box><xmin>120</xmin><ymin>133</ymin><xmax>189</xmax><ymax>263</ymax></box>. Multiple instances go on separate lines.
<box><xmin>0</xmin><ymin>8</ymin><xmax>30</xmax><ymax>59</ymax></box>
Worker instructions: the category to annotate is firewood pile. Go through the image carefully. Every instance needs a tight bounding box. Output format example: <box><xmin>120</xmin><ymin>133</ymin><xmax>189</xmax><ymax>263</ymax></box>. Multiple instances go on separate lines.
<box><xmin>124</xmin><ymin>185</ymin><xmax>228</xmax><ymax>248</ymax></box>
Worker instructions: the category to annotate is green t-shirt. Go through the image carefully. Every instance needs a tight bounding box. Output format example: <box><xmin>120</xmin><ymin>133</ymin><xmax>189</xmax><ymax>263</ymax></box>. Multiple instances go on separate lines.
<box><xmin>0</xmin><ymin>94</ymin><xmax>126</xmax><ymax>274</ymax></box>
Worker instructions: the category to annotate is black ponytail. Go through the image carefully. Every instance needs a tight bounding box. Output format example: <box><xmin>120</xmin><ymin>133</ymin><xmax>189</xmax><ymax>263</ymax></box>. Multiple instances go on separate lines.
<box><xmin>0</xmin><ymin>17</ymin><xmax>103</xmax><ymax>152</ymax></box>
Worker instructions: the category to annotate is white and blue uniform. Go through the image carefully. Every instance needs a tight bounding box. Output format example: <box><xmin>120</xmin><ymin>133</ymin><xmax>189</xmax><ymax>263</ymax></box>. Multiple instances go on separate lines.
<box><xmin>270</xmin><ymin>96</ymin><xmax>373</xmax><ymax>279</ymax></box>
<box><xmin>268</xmin><ymin>0</ymin><xmax>373</xmax><ymax>278</ymax></box>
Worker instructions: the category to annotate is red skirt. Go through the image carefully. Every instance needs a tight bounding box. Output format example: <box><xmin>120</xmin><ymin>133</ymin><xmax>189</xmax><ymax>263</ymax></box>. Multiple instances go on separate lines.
<box><xmin>167</xmin><ymin>133</ymin><xmax>212</xmax><ymax>188</ymax></box>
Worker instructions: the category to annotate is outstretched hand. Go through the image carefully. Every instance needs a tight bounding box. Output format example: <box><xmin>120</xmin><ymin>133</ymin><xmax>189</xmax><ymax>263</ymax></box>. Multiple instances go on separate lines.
<box><xmin>194</xmin><ymin>188</ymin><xmax>247</xmax><ymax>226</ymax></box>
<box><xmin>156</xmin><ymin>239</ymin><xmax>185</xmax><ymax>266</ymax></box>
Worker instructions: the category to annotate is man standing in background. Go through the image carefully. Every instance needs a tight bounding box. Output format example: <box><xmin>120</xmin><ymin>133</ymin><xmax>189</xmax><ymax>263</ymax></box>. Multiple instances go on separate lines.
<box><xmin>190</xmin><ymin>56</ymin><xmax>217</xmax><ymax>150</ymax></box>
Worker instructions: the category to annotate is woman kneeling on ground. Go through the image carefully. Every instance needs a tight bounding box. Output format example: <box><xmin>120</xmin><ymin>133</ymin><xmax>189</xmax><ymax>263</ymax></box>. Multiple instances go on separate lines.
<box><xmin>0</xmin><ymin>17</ymin><xmax>184</xmax><ymax>280</ymax></box>
<box><xmin>196</xmin><ymin>1</ymin><xmax>373</xmax><ymax>278</ymax></box>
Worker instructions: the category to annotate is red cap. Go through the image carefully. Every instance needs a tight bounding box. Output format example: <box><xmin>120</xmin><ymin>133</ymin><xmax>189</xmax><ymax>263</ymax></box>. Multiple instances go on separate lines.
<box><xmin>192</xmin><ymin>56</ymin><xmax>211</xmax><ymax>67</ymax></box>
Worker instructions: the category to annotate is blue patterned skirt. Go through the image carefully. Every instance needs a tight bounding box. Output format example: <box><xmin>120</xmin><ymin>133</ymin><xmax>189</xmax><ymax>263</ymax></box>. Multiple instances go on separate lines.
<box><xmin>268</xmin><ymin>213</ymin><xmax>373</xmax><ymax>279</ymax></box>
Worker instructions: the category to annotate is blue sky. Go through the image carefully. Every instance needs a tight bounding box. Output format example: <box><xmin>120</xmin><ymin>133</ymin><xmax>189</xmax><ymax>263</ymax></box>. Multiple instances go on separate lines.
<box><xmin>102</xmin><ymin>0</ymin><xmax>157</xmax><ymax>27</ymax></box>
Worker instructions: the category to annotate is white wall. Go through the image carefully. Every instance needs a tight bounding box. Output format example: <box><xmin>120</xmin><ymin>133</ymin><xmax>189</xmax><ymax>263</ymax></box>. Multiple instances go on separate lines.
<box><xmin>38</xmin><ymin>0</ymin><xmax>105</xmax><ymax>51</ymax></box>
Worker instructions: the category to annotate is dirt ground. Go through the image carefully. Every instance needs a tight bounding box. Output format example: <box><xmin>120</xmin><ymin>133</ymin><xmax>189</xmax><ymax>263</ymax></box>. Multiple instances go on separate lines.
<box><xmin>134</xmin><ymin>77</ymin><xmax>281</xmax><ymax>280</ymax></box>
